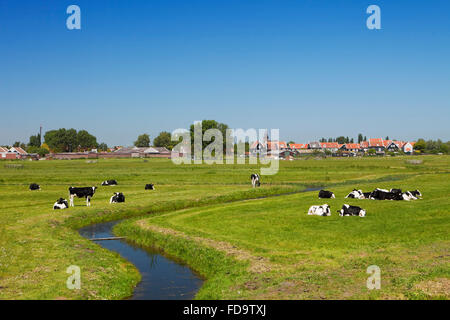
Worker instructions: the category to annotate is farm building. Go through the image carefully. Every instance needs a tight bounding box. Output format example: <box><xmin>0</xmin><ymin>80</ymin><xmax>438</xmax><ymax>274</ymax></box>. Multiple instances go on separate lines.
<box><xmin>112</xmin><ymin>146</ymin><xmax>171</xmax><ymax>158</ymax></box>
<box><xmin>320</xmin><ymin>142</ymin><xmax>340</xmax><ymax>153</ymax></box>
<box><xmin>308</xmin><ymin>142</ymin><xmax>322</xmax><ymax>150</ymax></box>
<box><xmin>340</xmin><ymin>143</ymin><xmax>361</xmax><ymax>153</ymax></box>
<box><xmin>369</xmin><ymin>138</ymin><xmax>386</xmax><ymax>154</ymax></box>
<box><xmin>403</xmin><ymin>142</ymin><xmax>414</xmax><ymax>154</ymax></box>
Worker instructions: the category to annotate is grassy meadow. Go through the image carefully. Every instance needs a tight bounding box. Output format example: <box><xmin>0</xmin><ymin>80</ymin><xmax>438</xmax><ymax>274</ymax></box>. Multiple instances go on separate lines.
<box><xmin>0</xmin><ymin>156</ymin><xmax>449</xmax><ymax>299</ymax></box>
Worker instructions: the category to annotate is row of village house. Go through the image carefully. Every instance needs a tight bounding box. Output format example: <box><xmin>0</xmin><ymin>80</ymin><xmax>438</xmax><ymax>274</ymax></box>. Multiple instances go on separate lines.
<box><xmin>1</xmin><ymin>139</ymin><xmax>414</xmax><ymax>160</ymax></box>
<box><xmin>250</xmin><ymin>138</ymin><xmax>415</xmax><ymax>157</ymax></box>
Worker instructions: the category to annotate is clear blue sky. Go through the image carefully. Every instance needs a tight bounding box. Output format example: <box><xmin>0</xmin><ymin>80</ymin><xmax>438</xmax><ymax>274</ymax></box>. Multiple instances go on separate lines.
<box><xmin>1</xmin><ymin>0</ymin><xmax>449</xmax><ymax>146</ymax></box>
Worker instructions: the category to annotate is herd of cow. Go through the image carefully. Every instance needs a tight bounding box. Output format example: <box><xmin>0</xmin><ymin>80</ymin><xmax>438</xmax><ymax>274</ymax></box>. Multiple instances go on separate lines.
<box><xmin>28</xmin><ymin>180</ymin><xmax>155</xmax><ymax>210</ymax></box>
<box><xmin>307</xmin><ymin>187</ymin><xmax>422</xmax><ymax>217</ymax></box>
<box><xmin>29</xmin><ymin>173</ymin><xmax>422</xmax><ymax>217</ymax></box>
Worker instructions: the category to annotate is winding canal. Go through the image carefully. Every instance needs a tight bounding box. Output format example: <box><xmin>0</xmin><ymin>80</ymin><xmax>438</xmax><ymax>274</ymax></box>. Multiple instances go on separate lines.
<box><xmin>79</xmin><ymin>220</ymin><xmax>203</xmax><ymax>300</ymax></box>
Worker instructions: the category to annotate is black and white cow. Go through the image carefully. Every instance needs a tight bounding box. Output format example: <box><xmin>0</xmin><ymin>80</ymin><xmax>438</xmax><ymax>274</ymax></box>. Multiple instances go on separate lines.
<box><xmin>345</xmin><ymin>189</ymin><xmax>364</xmax><ymax>199</ymax></box>
<box><xmin>308</xmin><ymin>204</ymin><xmax>331</xmax><ymax>216</ymax></box>
<box><xmin>251</xmin><ymin>173</ymin><xmax>260</xmax><ymax>188</ymax></box>
<box><xmin>402</xmin><ymin>191</ymin><xmax>418</xmax><ymax>201</ymax></box>
<box><xmin>110</xmin><ymin>192</ymin><xmax>125</xmax><ymax>203</ymax></box>
<box><xmin>338</xmin><ymin>204</ymin><xmax>366</xmax><ymax>217</ymax></box>
<box><xmin>29</xmin><ymin>183</ymin><xmax>41</xmax><ymax>191</ymax></box>
<box><xmin>362</xmin><ymin>192</ymin><xmax>372</xmax><ymax>199</ymax></box>
<box><xmin>53</xmin><ymin>198</ymin><xmax>69</xmax><ymax>210</ymax></box>
<box><xmin>69</xmin><ymin>187</ymin><xmax>97</xmax><ymax>207</ymax></box>
<box><xmin>318</xmin><ymin>190</ymin><xmax>335</xmax><ymax>199</ymax></box>
<box><xmin>409</xmin><ymin>190</ymin><xmax>422</xmax><ymax>198</ymax></box>
<box><xmin>369</xmin><ymin>188</ymin><xmax>390</xmax><ymax>200</ymax></box>
<box><xmin>102</xmin><ymin>180</ymin><xmax>118</xmax><ymax>186</ymax></box>
<box><xmin>145</xmin><ymin>184</ymin><xmax>155</xmax><ymax>190</ymax></box>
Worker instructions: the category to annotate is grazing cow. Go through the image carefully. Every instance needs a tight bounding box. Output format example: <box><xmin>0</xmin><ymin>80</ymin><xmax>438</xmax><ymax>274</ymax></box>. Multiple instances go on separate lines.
<box><xmin>69</xmin><ymin>187</ymin><xmax>97</xmax><ymax>207</ymax></box>
<box><xmin>29</xmin><ymin>183</ymin><xmax>41</xmax><ymax>191</ymax></box>
<box><xmin>251</xmin><ymin>173</ymin><xmax>260</xmax><ymax>188</ymax></box>
<box><xmin>318</xmin><ymin>190</ymin><xmax>335</xmax><ymax>199</ymax></box>
<box><xmin>338</xmin><ymin>204</ymin><xmax>366</xmax><ymax>217</ymax></box>
<box><xmin>53</xmin><ymin>198</ymin><xmax>69</xmax><ymax>210</ymax></box>
<box><xmin>409</xmin><ymin>190</ymin><xmax>422</xmax><ymax>198</ymax></box>
<box><xmin>308</xmin><ymin>204</ymin><xmax>331</xmax><ymax>216</ymax></box>
<box><xmin>110</xmin><ymin>192</ymin><xmax>125</xmax><ymax>204</ymax></box>
<box><xmin>102</xmin><ymin>180</ymin><xmax>117</xmax><ymax>186</ymax></box>
<box><xmin>145</xmin><ymin>184</ymin><xmax>155</xmax><ymax>190</ymax></box>
<box><xmin>345</xmin><ymin>189</ymin><xmax>364</xmax><ymax>199</ymax></box>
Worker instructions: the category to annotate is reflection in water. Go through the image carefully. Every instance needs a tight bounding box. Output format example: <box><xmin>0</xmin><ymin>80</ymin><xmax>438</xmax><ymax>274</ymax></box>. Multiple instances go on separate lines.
<box><xmin>79</xmin><ymin>221</ymin><xmax>203</xmax><ymax>300</ymax></box>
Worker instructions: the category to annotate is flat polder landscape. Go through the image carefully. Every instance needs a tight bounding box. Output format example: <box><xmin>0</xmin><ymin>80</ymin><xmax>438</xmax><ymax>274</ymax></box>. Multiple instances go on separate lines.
<box><xmin>0</xmin><ymin>156</ymin><xmax>449</xmax><ymax>300</ymax></box>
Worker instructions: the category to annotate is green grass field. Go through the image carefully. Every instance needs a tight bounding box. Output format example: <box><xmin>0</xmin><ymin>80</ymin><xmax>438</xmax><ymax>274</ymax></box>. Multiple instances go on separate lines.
<box><xmin>0</xmin><ymin>156</ymin><xmax>449</xmax><ymax>299</ymax></box>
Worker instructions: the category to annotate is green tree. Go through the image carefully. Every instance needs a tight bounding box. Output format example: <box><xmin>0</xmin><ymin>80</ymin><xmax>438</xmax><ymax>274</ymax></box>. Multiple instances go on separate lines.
<box><xmin>358</xmin><ymin>133</ymin><xmax>363</xmax><ymax>143</ymax></box>
<box><xmin>134</xmin><ymin>134</ymin><xmax>150</xmax><ymax>147</ymax></box>
<box><xmin>336</xmin><ymin>136</ymin><xmax>346</xmax><ymax>144</ymax></box>
<box><xmin>190</xmin><ymin>120</ymin><xmax>230</xmax><ymax>152</ymax></box>
<box><xmin>28</xmin><ymin>134</ymin><xmax>41</xmax><ymax>147</ymax></box>
<box><xmin>154</xmin><ymin>131</ymin><xmax>175</xmax><ymax>150</ymax></box>
<box><xmin>44</xmin><ymin>128</ymin><xmax>93</xmax><ymax>152</ymax></box>
<box><xmin>98</xmin><ymin>143</ymin><xmax>108</xmax><ymax>152</ymax></box>
<box><xmin>26</xmin><ymin>146</ymin><xmax>49</xmax><ymax>157</ymax></box>
<box><xmin>77</xmin><ymin>130</ymin><xmax>98</xmax><ymax>150</ymax></box>
<box><xmin>414</xmin><ymin>139</ymin><xmax>426</xmax><ymax>152</ymax></box>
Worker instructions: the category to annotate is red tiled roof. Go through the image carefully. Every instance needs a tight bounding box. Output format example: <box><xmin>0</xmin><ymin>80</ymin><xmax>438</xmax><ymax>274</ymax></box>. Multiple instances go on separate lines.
<box><xmin>344</xmin><ymin>143</ymin><xmax>361</xmax><ymax>149</ymax></box>
<box><xmin>360</xmin><ymin>141</ymin><xmax>369</xmax><ymax>148</ymax></box>
<box><xmin>0</xmin><ymin>147</ymin><xmax>8</xmax><ymax>153</ymax></box>
<box><xmin>289</xmin><ymin>143</ymin><xmax>308</xmax><ymax>149</ymax></box>
<box><xmin>278</xmin><ymin>141</ymin><xmax>287</xmax><ymax>149</ymax></box>
<box><xmin>383</xmin><ymin>140</ymin><xmax>393</xmax><ymax>147</ymax></box>
<box><xmin>320</xmin><ymin>142</ymin><xmax>340</xmax><ymax>149</ymax></box>
<box><xmin>369</xmin><ymin>138</ymin><xmax>384</xmax><ymax>147</ymax></box>
<box><xmin>267</xmin><ymin>141</ymin><xmax>279</xmax><ymax>150</ymax></box>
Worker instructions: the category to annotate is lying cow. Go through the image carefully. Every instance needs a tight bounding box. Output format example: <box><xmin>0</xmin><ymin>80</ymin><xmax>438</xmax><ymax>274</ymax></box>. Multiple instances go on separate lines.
<box><xmin>102</xmin><ymin>180</ymin><xmax>117</xmax><ymax>186</ymax></box>
<box><xmin>251</xmin><ymin>173</ymin><xmax>260</xmax><ymax>188</ymax></box>
<box><xmin>409</xmin><ymin>190</ymin><xmax>422</xmax><ymax>198</ymax></box>
<box><xmin>370</xmin><ymin>188</ymin><xmax>414</xmax><ymax>201</ymax></box>
<box><xmin>401</xmin><ymin>191</ymin><xmax>419</xmax><ymax>201</ymax></box>
<box><xmin>369</xmin><ymin>188</ymin><xmax>391</xmax><ymax>200</ymax></box>
<box><xmin>318</xmin><ymin>190</ymin><xmax>335</xmax><ymax>199</ymax></box>
<box><xmin>145</xmin><ymin>184</ymin><xmax>155</xmax><ymax>190</ymax></box>
<box><xmin>69</xmin><ymin>187</ymin><xmax>97</xmax><ymax>207</ymax></box>
<box><xmin>345</xmin><ymin>189</ymin><xmax>364</xmax><ymax>199</ymax></box>
<box><xmin>110</xmin><ymin>192</ymin><xmax>125</xmax><ymax>203</ymax></box>
<box><xmin>29</xmin><ymin>183</ymin><xmax>41</xmax><ymax>191</ymax></box>
<box><xmin>308</xmin><ymin>204</ymin><xmax>331</xmax><ymax>216</ymax></box>
<box><xmin>362</xmin><ymin>192</ymin><xmax>372</xmax><ymax>199</ymax></box>
<box><xmin>338</xmin><ymin>204</ymin><xmax>366</xmax><ymax>217</ymax></box>
<box><xmin>53</xmin><ymin>198</ymin><xmax>69</xmax><ymax>210</ymax></box>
